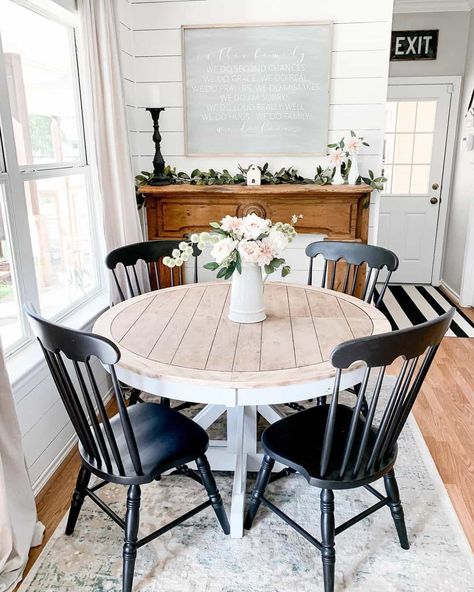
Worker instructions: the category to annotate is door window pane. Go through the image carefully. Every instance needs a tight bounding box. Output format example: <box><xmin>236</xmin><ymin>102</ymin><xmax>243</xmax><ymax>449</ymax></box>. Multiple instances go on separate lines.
<box><xmin>0</xmin><ymin>0</ymin><xmax>82</xmax><ymax>166</ymax></box>
<box><xmin>413</xmin><ymin>134</ymin><xmax>433</xmax><ymax>163</ymax></box>
<box><xmin>0</xmin><ymin>186</ymin><xmax>22</xmax><ymax>348</ymax></box>
<box><xmin>396</xmin><ymin>102</ymin><xmax>417</xmax><ymax>132</ymax></box>
<box><xmin>410</xmin><ymin>165</ymin><xmax>430</xmax><ymax>194</ymax></box>
<box><xmin>415</xmin><ymin>101</ymin><xmax>437</xmax><ymax>132</ymax></box>
<box><xmin>391</xmin><ymin>165</ymin><xmax>411</xmax><ymax>194</ymax></box>
<box><xmin>25</xmin><ymin>175</ymin><xmax>98</xmax><ymax>318</ymax></box>
<box><xmin>394</xmin><ymin>134</ymin><xmax>414</xmax><ymax>164</ymax></box>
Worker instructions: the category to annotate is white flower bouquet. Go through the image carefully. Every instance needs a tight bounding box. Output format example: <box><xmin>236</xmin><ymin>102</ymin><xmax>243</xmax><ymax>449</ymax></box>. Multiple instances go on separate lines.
<box><xmin>163</xmin><ymin>213</ymin><xmax>301</xmax><ymax>280</ymax></box>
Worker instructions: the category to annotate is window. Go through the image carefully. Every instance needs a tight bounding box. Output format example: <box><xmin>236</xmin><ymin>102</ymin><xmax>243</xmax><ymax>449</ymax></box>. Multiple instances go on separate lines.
<box><xmin>383</xmin><ymin>100</ymin><xmax>437</xmax><ymax>195</ymax></box>
<box><xmin>0</xmin><ymin>0</ymin><xmax>103</xmax><ymax>353</ymax></box>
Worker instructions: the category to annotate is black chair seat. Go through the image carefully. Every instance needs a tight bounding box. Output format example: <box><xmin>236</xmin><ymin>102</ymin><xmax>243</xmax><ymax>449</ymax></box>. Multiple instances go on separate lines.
<box><xmin>262</xmin><ymin>404</ymin><xmax>397</xmax><ymax>489</ymax></box>
<box><xmin>80</xmin><ymin>403</ymin><xmax>209</xmax><ymax>484</ymax></box>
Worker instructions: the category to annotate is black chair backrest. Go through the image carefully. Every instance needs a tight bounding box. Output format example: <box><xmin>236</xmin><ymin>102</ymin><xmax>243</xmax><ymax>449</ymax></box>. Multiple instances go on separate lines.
<box><xmin>305</xmin><ymin>241</ymin><xmax>399</xmax><ymax>307</ymax></box>
<box><xmin>105</xmin><ymin>239</ymin><xmax>200</xmax><ymax>302</ymax></box>
<box><xmin>26</xmin><ymin>308</ymin><xmax>144</xmax><ymax>479</ymax></box>
<box><xmin>320</xmin><ymin>308</ymin><xmax>454</xmax><ymax>481</ymax></box>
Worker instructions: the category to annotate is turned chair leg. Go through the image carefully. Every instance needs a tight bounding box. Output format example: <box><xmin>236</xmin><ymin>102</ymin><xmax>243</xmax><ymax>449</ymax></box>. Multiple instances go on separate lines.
<box><xmin>65</xmin><ymin>466</ymin><xmax>91</xmax><ymax>535</ymax></box>
<box><xmin>244</xmin><ymin>454</ymin><xmax>275</xmax><ymax>530</ymax></box>
<box><xmin>196</xmin><ymin>456</ymin><xmax>230</xmax><ymax>534</ymax></box>
<box><xmin>384</xmin><ymin>469</ymin><xmax>409</xmax><ymax>550</ymax></box>
<box><xmin>128</xmin><ymin>388</ymin><xmax>142</xmax><ymax>405</ymax></box>
<box><xmin>123</xmin><ymin>484</ymin><xmax>141</xmax><ymax>592</ymax></box>
<box><xmin>320</xmin><ymin>489</ymin><xmax>336</xmax><ymax>592</ymax></box>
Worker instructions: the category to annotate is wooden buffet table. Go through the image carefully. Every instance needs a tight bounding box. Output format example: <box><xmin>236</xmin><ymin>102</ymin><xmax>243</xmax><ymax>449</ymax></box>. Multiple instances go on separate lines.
<box><xmin>140</xmin><ymin>183</ymin><xmax>372</xmax><ymax>243</ymax></box>
<box><xmin>93</xmin><ymin>281</ymin><xmax>390</xmax><ymax>538</ymax></box>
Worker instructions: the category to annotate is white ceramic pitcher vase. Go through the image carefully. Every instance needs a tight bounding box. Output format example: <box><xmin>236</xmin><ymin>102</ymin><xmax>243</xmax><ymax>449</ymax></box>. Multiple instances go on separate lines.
<box><xmin>228</xmin><ymin>262</ymin><xmax>266</xmax><ymax>323</ymax></box>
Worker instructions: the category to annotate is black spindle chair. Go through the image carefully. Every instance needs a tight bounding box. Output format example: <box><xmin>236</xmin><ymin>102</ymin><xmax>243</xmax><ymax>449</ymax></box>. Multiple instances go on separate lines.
<box><xmin>106</xmin><ymin>239</ymin><xmax>200</xmax><ymax>405</ymax></box>
<box><xmin>306</xmin><ymin>241</ymin><xmax>399</xmax><ymax>308</ymax></box>
<box><xmin>299</xmin><ymin>241</ymin><xmax>399</xmax><ymax>415</ymax></box>
<box><xmin>245</xmin><ymin>309</ymin><xmax>454</xmax><ymax>592</ymax></box>
<box><xmin>105</xmin><ymin>239</ymin><xmax>201</xmax><ymax>302</ymax></box>
<box><xmin>26</xmin><ymin>309</ymin><xmax>229</xmax><ymax>592</ymax></box>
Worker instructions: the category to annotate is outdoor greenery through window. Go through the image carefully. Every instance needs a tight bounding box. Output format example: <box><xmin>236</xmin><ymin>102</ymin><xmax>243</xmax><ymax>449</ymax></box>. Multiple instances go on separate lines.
<box><xmin>0</xmin><ymin>0</ymin><xmax>102</xmax><ymax>353</ymax></box>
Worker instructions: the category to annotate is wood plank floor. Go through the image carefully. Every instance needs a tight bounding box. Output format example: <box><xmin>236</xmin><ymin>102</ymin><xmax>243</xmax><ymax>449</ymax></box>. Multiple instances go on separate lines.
<box><xmin>17</xmin><ymin>335</ymin><xmax>474</xmax><ymax>588</ymax></box>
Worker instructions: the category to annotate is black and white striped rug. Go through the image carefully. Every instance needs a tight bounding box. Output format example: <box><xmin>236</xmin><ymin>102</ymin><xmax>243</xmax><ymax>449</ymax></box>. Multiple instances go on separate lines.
<box><xmin>375</xmin><ymin>285</ymin><xmax>474</xmax><ymax>338</ymax></box>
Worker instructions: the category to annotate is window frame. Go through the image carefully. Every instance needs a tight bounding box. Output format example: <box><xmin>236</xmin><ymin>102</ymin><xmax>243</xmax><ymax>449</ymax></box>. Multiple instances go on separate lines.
<box><xmin>0</xmin><ymin>0</ymin><xmax>105</xmax><ymax>356</ymax></box>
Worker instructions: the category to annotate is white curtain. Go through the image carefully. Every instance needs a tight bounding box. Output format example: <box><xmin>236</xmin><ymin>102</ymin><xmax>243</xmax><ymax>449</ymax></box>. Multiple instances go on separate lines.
<box><xmin>79</xmin><ymin>0</ymin><xmax>143</xmax><ymax>299</ymax></box>
<box><xmin>0</xmin><ymin>341</ymin><xmax>44</xmax><ymax>592</ymax></box>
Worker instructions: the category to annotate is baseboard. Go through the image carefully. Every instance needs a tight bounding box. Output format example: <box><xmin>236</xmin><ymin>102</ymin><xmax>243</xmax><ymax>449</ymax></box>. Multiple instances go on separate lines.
<box><xmin>32</xmin><ymin>387</ymin><xmax>115</xmax><ymax>497</ymax></box>
<box><xmin>439</xmin><ymin>281</ymin><xmax>461</xmax><ymax>303</ymax></box>
<box><xmin>32</xmin><ymin>432</ymin><xmax>78</xmax><ymax>496</ymax></box>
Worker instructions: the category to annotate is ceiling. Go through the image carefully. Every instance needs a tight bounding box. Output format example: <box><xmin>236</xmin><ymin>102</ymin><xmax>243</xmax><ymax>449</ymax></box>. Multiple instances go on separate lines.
<box><xmin>394</xmin><ymin>0</ymin><xmax>474</xmax><ymax>12</ymax></box>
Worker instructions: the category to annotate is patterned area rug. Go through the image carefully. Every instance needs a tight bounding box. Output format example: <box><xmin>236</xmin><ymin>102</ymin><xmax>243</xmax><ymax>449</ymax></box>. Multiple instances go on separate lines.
<box><xmin>19</xmin><ymin>394</ymin><xmax>474</xmax><ymax>591</ymax></box>
<box><xmin>375</xmin><ymin>284</ymin><xmax>474</xmax><ymax>337</ymax></box>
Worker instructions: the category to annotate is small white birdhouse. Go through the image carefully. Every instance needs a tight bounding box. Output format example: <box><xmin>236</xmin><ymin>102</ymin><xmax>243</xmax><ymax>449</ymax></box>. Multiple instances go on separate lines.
<box><xmin>246</xmin><ymin>165</ymin><xmax>261</xmax><ymax>186</ymax></box>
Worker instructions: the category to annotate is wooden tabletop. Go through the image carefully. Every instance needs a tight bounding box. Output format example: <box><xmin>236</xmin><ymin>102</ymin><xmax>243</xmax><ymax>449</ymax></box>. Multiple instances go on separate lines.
<box><xmin>93</xmin><ymin>282</ymin><xmax>390</xmax><ymax>391</ymax></box>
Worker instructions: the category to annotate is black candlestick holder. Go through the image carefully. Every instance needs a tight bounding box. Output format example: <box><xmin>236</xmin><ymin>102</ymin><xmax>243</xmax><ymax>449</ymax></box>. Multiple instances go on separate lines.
<box><xmin>146</xmin><ymin>107</ymin><xmax>175</xmax><ymax>186</ymax></box>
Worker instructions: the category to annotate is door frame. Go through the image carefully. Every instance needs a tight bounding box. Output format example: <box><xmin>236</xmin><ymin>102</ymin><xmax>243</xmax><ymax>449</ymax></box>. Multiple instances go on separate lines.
<box><xmin>387</xmin><ymin>76</ymin><xmax>462</xmax><ymax>286</ymax></box>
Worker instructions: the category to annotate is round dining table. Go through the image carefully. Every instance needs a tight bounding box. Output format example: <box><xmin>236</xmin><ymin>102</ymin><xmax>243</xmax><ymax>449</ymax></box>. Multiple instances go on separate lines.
<box><xmin>93</xmin><ymin>281</ymin><xmax>390</xmax><ymax>538</ymax></box>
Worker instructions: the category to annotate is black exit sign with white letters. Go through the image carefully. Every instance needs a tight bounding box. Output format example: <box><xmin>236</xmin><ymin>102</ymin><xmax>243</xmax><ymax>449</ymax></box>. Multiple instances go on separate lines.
<box><xmin>390</xmin><ymin>30</ymin><xmax>439</xmax><ymax>61</ymax></box>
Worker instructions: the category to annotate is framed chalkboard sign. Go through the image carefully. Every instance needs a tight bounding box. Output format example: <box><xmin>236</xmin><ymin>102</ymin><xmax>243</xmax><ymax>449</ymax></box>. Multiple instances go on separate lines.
<box><xmin>182</xmin><ymin>23</ymin><xmax>332</xmax><ymax>156</ymax></box>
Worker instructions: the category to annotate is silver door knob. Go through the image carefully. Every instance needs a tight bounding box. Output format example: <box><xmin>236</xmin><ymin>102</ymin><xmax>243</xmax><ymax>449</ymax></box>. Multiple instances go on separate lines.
<box><xmin>432</xmin><ymin>183</ymin><xmax>439</xmax><ymax>190</ymax></box>
<box><xmin>430</xmin><ymin>197</ymin><xmax>439</xmax><ymax>204</ymax></box>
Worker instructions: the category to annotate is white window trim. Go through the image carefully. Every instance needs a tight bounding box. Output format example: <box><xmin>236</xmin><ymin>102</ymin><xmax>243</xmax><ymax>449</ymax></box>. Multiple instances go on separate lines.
<box><xmin>0</xmin><ymin>0</ymin><xmax>108</xmax><ymax>358</ymax></box>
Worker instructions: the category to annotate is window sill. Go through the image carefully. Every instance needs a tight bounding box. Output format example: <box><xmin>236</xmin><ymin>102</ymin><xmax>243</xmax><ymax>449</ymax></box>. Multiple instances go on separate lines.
<box><xmin>7</xmin><ymin>291</ymin><xmax>110</xmax><ymax>391</ymax></box>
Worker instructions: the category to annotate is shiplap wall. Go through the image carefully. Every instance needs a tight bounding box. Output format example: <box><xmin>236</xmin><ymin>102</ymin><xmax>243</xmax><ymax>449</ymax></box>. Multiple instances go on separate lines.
<box><xmin>117</xmin><ymin>0</ymin><xmax>393</xmax><ymax>276</ymax></box>
<box><xmin>14</xmin><ymin>353</ymin><xmax>110</xmax><ymax>493</ymax></box>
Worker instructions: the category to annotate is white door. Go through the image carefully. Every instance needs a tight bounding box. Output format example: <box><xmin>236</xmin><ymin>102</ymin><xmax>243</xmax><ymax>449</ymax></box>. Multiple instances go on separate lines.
<box><xmin>378</xmin><ymin>84</ymin><xmax>452</xmax><ymax>283</ymax></box>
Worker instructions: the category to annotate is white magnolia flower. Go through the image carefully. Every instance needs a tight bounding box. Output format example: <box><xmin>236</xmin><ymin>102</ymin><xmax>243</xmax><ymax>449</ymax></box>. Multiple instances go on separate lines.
<box><xmin>185</xmin><ymin>245</ymin><xmax>194</xmax><ymax>255</ymax></box>
<box><xmin>199</xmin><ymin>232</ymin><xmax>211</xmax><ymax>244</ymax></box>
<box><xmin>174</xmin><ymin>257</ymin><xmax>183</xmax><ymax>267</ymax></box>
<box><xmin>241</xmin><ymin>213</ymin><xmax>271</xmax><ymax>240</ymax></box>
<box><xmin>163</xmin><ymin>256</ymin><xmax>172</xmax><ymax>266</ymax></box>
<box><xmin>172</xmin><ymin>248</ymin><xmax>181</xmax><ymax>258</ymax></box>
<box><xmin>190</xmin><ymin>233</ymin><xmax>200</xmax><ymax>243</ymax></box>
<box><xmin>211</xmin><ymin>237</ymin><xmax>238</xmax><ymax>264</ymax></box>
<box><xmin>220</xmin><ymin>215</ymin><xmax>244</xmax><ymax>237</ymax></box>
<box><xmin>238</xmin><ymin>240</ymin><xmax>261</xmax><ymax>264</ymax></box>
<box><xmin>181</xmin><ymin>252</ymin><xmax>190</xmax><ymax>262</ymax></box>
<box><xmin>179</xmin><ymin>241</ymin><xmax>188</xmax><ymax>251</ymax></box>
<box><xmin>266</xmin><ymin>229</ymin><xmax>289</xmax><ymax>254</ymax></box>
<box><xmin>168</xmin><ymin>259</ymin><xmax>176</xmax><ymax>268</ymax></box>
<box><xmin>328</xmin><ymin>148</ymin><xmax>345</xmax><ymax>167</ymax></box>
<box><xmin>256</xmin><ymin>238</ymin><xmax>276</xmax><ymax>266</ymax></box>
<box><xmin>346</xmin><ymin>136</ymin><xmax>363</xmax><ymax>154</ymax></box>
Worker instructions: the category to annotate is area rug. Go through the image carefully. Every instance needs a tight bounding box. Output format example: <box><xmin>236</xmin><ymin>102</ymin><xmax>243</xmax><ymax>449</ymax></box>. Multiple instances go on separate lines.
<box><xmin>375</xmin><ymin>284</ymin><xmax>474</xmax><ymax>337</ymax></box>
<box><xmin>19</xmin><ymin>394</ymin><xmax>474</xmax><ymax>591</ymax></box>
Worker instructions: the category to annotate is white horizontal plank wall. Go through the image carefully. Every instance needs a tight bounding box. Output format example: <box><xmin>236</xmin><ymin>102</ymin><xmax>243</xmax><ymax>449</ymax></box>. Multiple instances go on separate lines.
<box><xmin>120</xmin><ymin>0</ymin><xmax>394</xmax><ymax>254</ymax></box>
<box><xmin>14</xmin><ymin>356</ymin><xmax>111</xmax><ymax>494</ymax></box>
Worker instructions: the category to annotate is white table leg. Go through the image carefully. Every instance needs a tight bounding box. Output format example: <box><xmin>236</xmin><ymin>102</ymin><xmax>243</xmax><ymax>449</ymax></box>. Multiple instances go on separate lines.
<box><xmin>226</xmin><ymin>405</ymin><xmax>258</xmax><ymax>538</ymax></box>
<box><xmin>257</xmin><ymin>404</ymin><xmax>285</xmax><ymax>424</ymax></box>
<box><xmin>193</xmin><ymin>404</ymin><xmax>226</xmax><ymax>430</ymax></box>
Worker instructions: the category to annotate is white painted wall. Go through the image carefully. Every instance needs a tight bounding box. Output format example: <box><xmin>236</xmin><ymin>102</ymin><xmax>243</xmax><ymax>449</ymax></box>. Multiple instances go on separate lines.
<box><xmin>117</xmin><ymin>0</ymin><xmax>394</xmax><ymax>270</ymax></box>
<box><xmin>390</xmin><ymin>12</ymin><xmax>470</xmax><ymax>77</ymax></box>
<box><xmin>443</xmin><ymin>10</ymin><xmax>474</xmax><ymax>297</ymax></box>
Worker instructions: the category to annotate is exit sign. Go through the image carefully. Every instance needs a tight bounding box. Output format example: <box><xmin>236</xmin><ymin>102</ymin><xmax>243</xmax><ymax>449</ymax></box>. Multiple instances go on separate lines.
<box><xmin>391</xmin><ymin>30</ymin><xmax>439</xmax><ymax>61</ymax></box>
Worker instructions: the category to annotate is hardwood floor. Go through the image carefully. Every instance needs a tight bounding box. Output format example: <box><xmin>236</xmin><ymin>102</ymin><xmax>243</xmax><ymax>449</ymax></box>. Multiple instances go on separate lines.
<box><xmin>412</xmin><ymin>336</ymin><xmax>474</xmax><ymax>551</ymax></box>
<box><xmin>17</xmin><ymin>334</ymin><xmax>474</xmax><ymax>587</ymax></box>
